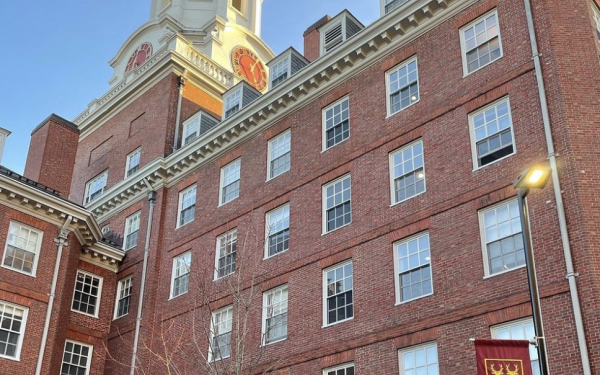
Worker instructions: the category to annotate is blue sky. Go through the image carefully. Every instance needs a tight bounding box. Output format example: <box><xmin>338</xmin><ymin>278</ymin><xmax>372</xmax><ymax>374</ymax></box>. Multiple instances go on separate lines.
<box><xmin>0</xmin><ymin>0</ymin><xmax>379</xmax><ymax>174</ymax></box>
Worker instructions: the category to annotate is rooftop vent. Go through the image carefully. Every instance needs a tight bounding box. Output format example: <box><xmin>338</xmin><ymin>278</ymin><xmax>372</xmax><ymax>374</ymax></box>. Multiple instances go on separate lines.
<box><xmin>319</xmin><ymin>10</ymin><xmax>364</xmax><ymax>57</ymax></box>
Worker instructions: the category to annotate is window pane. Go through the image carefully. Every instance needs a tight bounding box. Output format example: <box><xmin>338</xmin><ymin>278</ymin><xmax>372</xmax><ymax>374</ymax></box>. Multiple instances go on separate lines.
<box><xmin>324</xmin><ymin>98</ymin><xmax>350</xmax><ymax>149</ymax></box>
<box><xmin>400</xmin><ymin>343</ymin><xmax>439</xmax><ymax>375</ymax></box>
<box><xmin>325</xmin><ymin>262</ymin><xmax>353</xmax><ymax>325</ymax></box>
<box><xmin>463</xmin><ymin>12</ymin><xmax>502</xmax><ymax>73</ymax></box>
<box><xmin>324</xmin><ymin>176</ymin><xmax>351</xmax><ymax>232</ymax></box>
<box><xmin>388</xmin><ymin>58</ymin><xmax>419</xmax><ymax>115</ymax></box>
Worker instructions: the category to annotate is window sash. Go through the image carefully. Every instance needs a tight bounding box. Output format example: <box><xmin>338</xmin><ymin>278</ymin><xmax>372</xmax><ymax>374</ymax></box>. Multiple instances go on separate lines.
<box><xmin>323</xmin><ymin>98</ymin><xmax>350</xmax><ymax>149</ymax></box>
<box><xmin>385</xmin><ymin>0</ymin><xmax>408</xmax><ymax>14</ymax></box>
<box><xmin>470</xmin><ymin>98</ymin><xmax>515</xmax><ymax>168</ymax></box>
<box><xmin>266</xmin><ymin>205</ymin><xmax>290</xmax><ymax>258</ymax></box>
<box><xmin>387</xmin><ymin>58</ymin><xmax>419</xmax><ymax>115</ymax></box>
<box><xmin>126</xmin><ymin>150</ymin><xmax>141</xmax><ymax>177</ymax></box>
<box><xmin>183</xmin><ymin>117</ymin><xmax>201</xmax><ymax>145</ymax></box>
<box><xmin>216</xmin><ymin>229</ymin><xmax>237</xmax><ymax>279</ymax></box>
<box><xmin>72</xmin><ymin>271</ymin><xmax>102</xmax><ymax>317</ymax></box>
<box><xmin>115</xmin><ymin>277</ymin><xmax>132</xmax><ymax>318</ymax></box>
<box><xmin>124</xmin><ymin>212</ymin><xmax>141</xmax><ymax>250</ymax></box>
<box><xmin>225</xmin><ymin>90</ymin><xmax>242</xmax><ymax>118</ymax></box>
<box><xmin>390</xmin><ymin>140</ymin><xmax>426</xmax><ymax>204</ymax></box>
<box><xmin>399</xmin><ymin>343</ymin><xmax>439</xmax><ymax>375</ymax></box>
<box><xmin>210</xmin><ymin>307</ymin><xmax>233</xmax><ymax>361</ymax></box>
<box><xmin>461</xmin><ymin>11</ymin><xmax>503</xmax><ymax>74</ymax></box>
<box><xmin>323</xmin><ymin>176</ymin><xmax>352</xmax><ymax>233</ymax></box>
<box><xmin>0</xmin><ymin>301</ymin><xmax>27</xmax><ymax>360</ymax></box>
<box><xmin>395</xmin><ymin>233</ymin><xmax>433</xmax><ymax>303</ymax></box>
<box><xmin>491</xmin><ymin>319</ymin><xmax>541</xmax><ymax>375</ymax></box>
<box><xmin>268</xmin><ymin>131</ymin><xmax>291</xmax><ymax>179</ymax></box>
<box><xmin>271</xmin><ymin>57</ymin><xmax>290</xmax><ymax>88</ymax></box>
<box><xmin>61</xmin><ymin>341</ymin><xmax>92</xmax><ymax>375</ymax></box>
<box><xmin>85</xmin><ymin>172</ymin><xmax>108</xmax><ymax>204</ymax></box>
<box><xmin>220</xmin><ymin>160</ymin><xmax>241</xmax><ymax>204</ymax></box>
<box><xmin>263</xmin><ymin>286</ymin><xmax>288</xmax><ymax>344</ymax></box>
<box><xmin>324</xmin><ymin>363</ymin><xmax>355</xmax><ymax>375</ymax></box>
<box><xmin>171</xmin><ymin>253</ymin><xmax>191</xmax><ymax>298</ymax></box>
<box><xmin>324</xmin><ymin>262</ymin><xmax>354</xmax><ymax>325</ymax></box>
<box><xmin>178</xmin><ymin>186</ymin><xmax>196</xmax><ymax>227</ymax></box>
<box><xmin>3</xmin><ymin>222</ymin><xmax>42</xmax><ymax>275</ymax></box>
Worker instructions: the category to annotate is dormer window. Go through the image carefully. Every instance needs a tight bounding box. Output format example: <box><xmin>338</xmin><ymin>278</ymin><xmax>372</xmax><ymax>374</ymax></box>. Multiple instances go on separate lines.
<box><xmin>182</xmin><ymin>111</ymin><xmax>220</xmax><ymax>146</ymax></box>
<box><xmin>224</xmin><ymin>90</ymin><xmax>242</xmax><ymax>119</ymax></box>
<box><xmin>266</xmin><ymin>48</ymin><xmax>310</xmax><ymax>90</ymax></box>
<box><xmin>222</xmin><ymin>82</ymin><xmax>261</xmax><ymax>120</ymax></box>
<box><xmin>382</xmin><ymin>0</ymin><xmax>409</xmax><ymax>15</ymax></box>
<box><xmin>319</xmin><ymin>11</ymin><xmax>364</xmax><ymax>56</ymax></box>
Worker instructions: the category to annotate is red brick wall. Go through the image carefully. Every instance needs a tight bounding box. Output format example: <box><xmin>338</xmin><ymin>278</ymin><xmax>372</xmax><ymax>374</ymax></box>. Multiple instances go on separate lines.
<box><xmin>303</xmin><ymin>15</ymin><xmax>331</xmax><ymax>62</ymax></box>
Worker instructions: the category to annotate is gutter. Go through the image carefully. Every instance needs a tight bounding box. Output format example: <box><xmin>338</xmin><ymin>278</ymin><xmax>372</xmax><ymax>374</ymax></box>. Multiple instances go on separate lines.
<box><xmin>523</xmin><ymin>0</ymin><xmax>591</xmax><ymax>373</ymax></box>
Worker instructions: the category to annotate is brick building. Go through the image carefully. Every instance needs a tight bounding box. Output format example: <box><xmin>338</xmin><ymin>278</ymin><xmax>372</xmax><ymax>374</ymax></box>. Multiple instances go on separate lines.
<box><xmin>2</xmin><ymin>0</ymin><xmax>600</xmax><ymax>374</ymax></box>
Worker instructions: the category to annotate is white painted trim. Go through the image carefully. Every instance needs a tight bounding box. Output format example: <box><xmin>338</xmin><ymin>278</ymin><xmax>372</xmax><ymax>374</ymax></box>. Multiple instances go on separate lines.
<box><xmin>261</xmin><ymin>284</ymin><xmax>288</xmax><ymax>346</ymax></box>
<box><xmin>322</xmin><ymin>95</ymin><xmax>350</xmax><ymax>152</ymax></box>
<box><xmin>392</xmin><ymin>231</ymin><xmax>433</xmax><ymax>305</ymax></box>
<box><xmin>1</xmin><ymin>221</ymin><xmax>43</xmax><ymax>278</ymax></box>
<box><xmin>388</xmin><ymin>138</ymin><xmax>426</xmax><ymax>206</ymax></box>
<box><xmin>0</xmin><ymin>300</ymin><xmax>28</xmax><ymax>361</ymax></box>
<box><xmin>214</xmin><ymin>228</ymin><xmax>238</xmax><ymax>280</ymax></box>
<box><xmin>398</xmin><ymin>341</ymin><xmax>438</xmax><ymax>375</ymax></box>
<box><xmin>208</xmin><ymin>305</ymin><xmax>233</xmax><ymax>362</ymax></box>
<box><xmin>266</xmin><ymin>130</ymin><xmax>291</xmax><ymax>181</ymax></box>
<box><xmin>459</xmin><ymin>8</ymin><xmax>504</xmax><ymax>77</ymax></box>
<box><xmin>322</xmin><ymin>174</ymin><xmax>352</xmax><ymax>235</ymax></box>
<box><xmin>124</xmin><ymin>147</ymin><xmax>142</xmax><ymax>179</ymax></box>
<box><xmin>385</xmin><ymin>55</ymin><xmax>420</xmax><ymax>118</ymax></box>
<box><xmin>323</xmin><ymin>362</ymin><xmax>355</xmax><ymax>375</ymax></box>
<box><xmin>218</xmin><ymin>159</ymin><xmax>241</xmax><ymax>206</ymax></box>
<box><xmin>113</xmin><ymin>275</ymin><xmax>133</xmax><ymax>320</ymax></box>
<box><xmin>176</xmin><ymin>185</ymin><xmax>196</xmax><ymax>229</ymax></box>
<box><xmin>169</xmin><ymin>251</ymin><xmax>191</xmax><ymax>299</ymax></box>
<box><xmin>264</xmin><ymin>204</ymin><xmax>290</xmax><ymax>259</ymax></box>
<box><xmin>70</xmin><ymin>270</ymin><xmax>104</xmax><ymax>319</ymax></box>
<box><xmin>84</xmin><ymin>170</ymin><xmax>108</xmax><ymax>205</ymax></box>
<box><xmin>123</xmin><ymin>211</ymin><xmax>141</xmax><ymax>251</ymax></box>
<box><xmin>322</xmin><ymin>259</ymin><xmax>353</xmax><ymax>328</ymax></box>
<box><xmin>62</xmin><ymin>340</ymin><xmax>93</xmax><ymax>375</ymax></box>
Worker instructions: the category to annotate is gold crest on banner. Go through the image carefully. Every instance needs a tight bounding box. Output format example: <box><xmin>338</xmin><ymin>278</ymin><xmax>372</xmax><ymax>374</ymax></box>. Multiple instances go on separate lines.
<box><xmin>484</xmin><ymin>359</ymin><xmax>524</xmax><ymax>375</ymax></box>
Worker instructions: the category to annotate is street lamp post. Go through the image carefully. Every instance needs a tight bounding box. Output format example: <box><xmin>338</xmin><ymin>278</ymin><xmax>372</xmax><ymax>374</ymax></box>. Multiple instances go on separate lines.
<box><xmin>513</xmin><ymin>166</ymin><xmax>552</xmax><ymax>375</ymax></box>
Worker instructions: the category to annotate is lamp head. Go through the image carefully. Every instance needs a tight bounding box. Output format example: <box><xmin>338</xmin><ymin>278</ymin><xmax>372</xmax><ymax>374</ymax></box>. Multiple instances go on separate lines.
<box><xmin>513</xmin><ymin>166</ymin><xmax>551</xmax><ymax>190</ymax></box>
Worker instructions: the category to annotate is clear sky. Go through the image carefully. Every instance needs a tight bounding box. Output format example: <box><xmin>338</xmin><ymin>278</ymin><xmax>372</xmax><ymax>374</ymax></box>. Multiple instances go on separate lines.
<box><xmin>0</xmin><ymin>0</ymin><xmax>380</xmax><ymax>174</ymax></box>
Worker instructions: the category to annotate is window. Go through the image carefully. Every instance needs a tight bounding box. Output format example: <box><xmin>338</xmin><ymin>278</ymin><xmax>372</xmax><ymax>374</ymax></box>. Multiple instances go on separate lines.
<box><xmin>461</xmin><ymin>10</ymin><xmax>503</xmax><ymax>75</ymax></box>
<box><xmin>492</xmin><ymin>319</ymin><xmax>541</xmax><ymax>375</ymax></box>
<box><xmin>270</xmin><ymin>56</ymin><xmax>289</xmax><ymax>89</ymax></box>
<box><xmin>209</xmin><ymin>306</ymin><xmax>233</xmax><ymax>361</ymax></box>
<box><xmin>399</xmin><ymin>342</ymin><xmax>439</xmax><ymax>375</ymax></box>
<box><xmin>324</xmin><ymin>363</ymin><xmax>355</xmax><ymax>375</ymax></box>
<box><xmin>323</xmin><ymin>175</ymin><xmax>352</xmax><ymax>233</ymax></box>
<box><xmin>71</xmin><ymin>271</ymin><xmax>103</xmax><ymax>317</ymax></box>
<box><xmin>262</xmin><ymin>285</ymin><xmax>288</xmax><ymax>345</ymax></box>
<box><xmin>469</xmin><ymin>98</ymin><xmax>515</xmax><ymax>168</ymax></box>
<box><xmin>183</xmin><ymin>116</ymin><xmax>201</xmax><ymax>146</ymax></box>
<box><xmin>125</xmin><ymin>148</ymin><xmax>141</xmax><ymax>178</ymax></box>
<box><xmin>268</xmin><ymin>130</ymin><xmax>291</xmax><ymax>179</ymax></box>
<box><xmin>479</xmin><ymin>199</ymin><xmax>524</xmax><ymax>276</ymax></box>
<box><xmin>394</xmin><ymin>233</ymin><xmax>433</xmax><ymax>304</ymax></box>
<box><xmin>171</xmin><ymin>252</ymin><xmax>191</xmax><ymax>298</ymax></box>
<box><xmin>383</xmin><ymin>0</ymin><xmax>409</xmax><ymax>14</ymax></box>
<box><xmin>593</xmin><ymin>3</ymin><xmax>600</xmax><ymax>41</ymax></box>
<box><xmin>0</xmin><ymin>301</ymin><xmax>28</xmax><ymax>360</ymax></box>
<box><xmin>123</xmin><ymin>211</ymin><xmax>141</xmax><ymax>250</ymax></box>
<box><xmin>386</xmin><ymin>57</ymin><xmax>419</xmax><ymax>116</ymax></box>
<box><xmin>215</xmin><ymin>229</ymin><xmax>237</xmax><ymax>279</ymax></box>
<box><xmin>323</xmin><ymin>97</ymin><xmax>350</xmax><ymax>150</ymax></box>
<box><xmin>265</xmin><ymin>204</ymin><xmax>290</xmax><ymax>258</ymax></box>
<box><xmin>61</xmin><ymin>340</ymin><xmax>92</xmax><ymax>375</ymax></box>
<box><xmin>84</xmin><ymin>171</ymin><xmax>108</xmax><ymax>204</ymax></box>
<box><xmin>114</xmin><ymin>276</ymin><xmax>132</xmax><ymax>319</ymax></box>
<box><xmin>231</xmin><ymin>0</ymin><xmax>244</xmax><ymax>13</ymax></box>
<box><xmin>2</xmin><ymin>221</ymin><xmax>42</xmax><ymax>276</ymax></box>
<box><xmin>224</xmin><ymin>89</ymin><xmax>242</xmax><ymax>119</ymax></box>
<box><xmin>389</xmin><ymin>140</ymin><xmax>426</xmax><ymax>204</ymax></box>
<box><xmin>323</xmin><ymin>261</ymin><xmax>353</xmax><ymax>326</ymax></box>
<box><xmin>220</xmin><ymin>159</ymin><xmax>241</xmax><ymax>205</ymax></box>
<box><xmin>177</xmin><ymin>185</ymin><xmax>196</xmax><ymax>227</ymax></box>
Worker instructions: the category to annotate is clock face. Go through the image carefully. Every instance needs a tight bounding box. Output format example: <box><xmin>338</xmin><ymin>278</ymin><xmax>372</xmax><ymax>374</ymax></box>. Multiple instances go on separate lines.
<box><xmin>125</xmin><ymin>43</ymin><xmax>153</xmax><ymax>74</ymax></box>
<box><xmin>231</xmin><ymin>46</ymin><xmax>268</xmax><ymax>92</ymax></box>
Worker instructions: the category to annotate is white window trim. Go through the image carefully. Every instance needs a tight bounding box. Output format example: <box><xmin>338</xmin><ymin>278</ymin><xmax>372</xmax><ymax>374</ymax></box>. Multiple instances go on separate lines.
<box><xmin>62</xmin><ymin>340</ymin><xmax>93</xmax><ymax>375</ymax></box>
<box><xmin>0</xmin><ymin>300</ymin><xmax>28</xmax><ymax>361</ymax></box>
<box><xmin>320</xmin><ymin>19</ymin><xmax>345</xmax><ymax>56</ymax></box>
<box><xmin>209</xmin><ymin>305</ymin><xmax>233</xmax><ymax>362</ymax></box>
<box><xmin>459</xmin><ymin>9</ymin><xmax>504</xmax><ymax>77</ymax></box>
<box><xmin>321</xmin><ymin>95</ymin><xmax>350</xmax><ymax>152</ymax></box>
<box><xmin>124</xmin><ymin>148</ymin><xmax>141</xmax><ymax>179</ymax></box>
<box><xmin>269</xmin><ymin>56</ymin><xmax>292</xmax><ymax>90</ymax></box>
<box><xmin>398</xmin><ymin>341</ymin><xmax>438</xmax><ymax>375</ymax></box>
<box><xmin>385</xmin><ymin>56</ymin><xmax>420</xmax><ymax>118</ymax></box>
<box><xmin>260</xmin><ymin>284</ymin><xmax>288</xmax><ymax>346</ymax></box>
<box><xmin>123</xmin><ymin>211</ymin><xmax>141</xmax><ymax>251</ymax></box>
<box><xmin>393</xmin><ymin>232</ymin><xmax>433</xmax><ymax>306</ymax></box>
<box><xmin>381</xmin><ymin>0</ymin><xmax>409</xmax><ymax>16</ymax></box>
<box><xmin>479</xmin><ymin>198</ymin><xmax>527</xmax><ymax>278</ymax></box>
<box><xmin>169</xmin><ymin>251</ymin><xmax>191</xmax><ymax>300</ymax></box>
<box><xmin>1</xmin><ymin>221</ymin><xmax>43</xmax><ymax>277</ymax></box>
<box><xmin>267</xmin><ymin>130</ymin><xmax>291</xmax><ymax>181</ymax></box>
<box><xmin>223</xmin><ymin>89</ymin><xmax>243</xmax><ymax>119</ymax></box>
<box><xmin>219</xmin><ymin>159</ymin><xmax>241</xmax><ymax>207</ymax></box>
<box><xmin>229</xmin><ymin>0</ymin><xmax>247</xmax><ymax>17</ymax></box>
<box><xmin>84</xmin><ymin>170</ymin><xmax>108</xmax><ymax>205</ymax></box>
<box><xmin>176</xmin><ymin>185</ymin><xmax>196</xmax><ymax>229</ymax></box>
<box><xmin>71</xmin><ymin>270</ymin><xmax>104</xmax><ymax>318</ymax></box>
<box><xmin>491</xmin><ymin>318</ymin><xmax>540</xmax><ymax>372</ymax></box>
<box><xmin>322</xmin><ymin>174</ymin><xmax>352</xmax><ymax>235</ymax></box>
<box><xmin>468</xmin><ymin>96</ymin><xmax>516</xmax><ymax>171</ymax></box>
<box><xmin>322</xmin><ymin>260</ymin><xmax>354</xmax><ymax>328</ymax></box>
<box><xmin>214</xmin><ymin>229</ymin><xmax>238</xmax><ymax>280</ymax></box>
<box><xmin>182</xmin><ymin>114</ymin><xmax>201</xmax><ymax>146</ymax></box>
<box><xmin>113</xmin><ymin>275</ymin><xmax>133</xmax><ymax>320</ymax></box>
<box><xmin>264</xmin><ymin>204</ymin><xmax>290</xmax><ymax>259</ymax></box>
<box><xmin>388</xmin><ymin>139</ymin><xmax>427</xmax><ymax>206</ymax></box>
<box><xmin>323</xmin><ymin>362</ymin><xmax>355</xmax><ymax>375</ymax></box>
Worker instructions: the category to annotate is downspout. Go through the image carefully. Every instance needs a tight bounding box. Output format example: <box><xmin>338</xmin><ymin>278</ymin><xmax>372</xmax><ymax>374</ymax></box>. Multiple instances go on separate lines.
<box><xmin>35</xmin><ymin>215</ymin><xmax>72</xmax><ymax>375</ymax></box>
<box><xmin>172</xmin><ymin>75</ymin><xmax>185</xmax><ymax>153</ymax></box>
<box><xmin>523</xmin><ymin>1</ymin><xmax>592</xmax><ymax>374</ymax></box>
<box><xmin>130</xmin><ymin>179</ymin><xmax>157</xmax><ymax>375</ymax></box>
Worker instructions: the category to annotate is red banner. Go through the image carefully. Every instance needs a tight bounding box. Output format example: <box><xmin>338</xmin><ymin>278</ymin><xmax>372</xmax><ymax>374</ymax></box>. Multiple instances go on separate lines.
<box><xmin>475</xmin><ymin>339</ymin><xmax>533</xmax><ymax>375</ymax></box>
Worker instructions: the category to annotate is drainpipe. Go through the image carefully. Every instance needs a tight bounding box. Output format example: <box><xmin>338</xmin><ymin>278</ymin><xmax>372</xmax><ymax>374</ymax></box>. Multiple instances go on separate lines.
<box><xmin>35</xmin><ymin>215</ymin><xmax>72</xmax><ymax>375</ymax></box>
<box><xmin>523</xmin><ymin>0</ymin><xmax>591</xmax><ymax>374</ymax></box>
<box><xmin>130</xmin><ymin>179</ymin><xmax>157</xmax><ymax>375</ymax></box>
<box><xmin>172</xmin><ymin>75</ymin><xmax>185</xmax><ymax>153</ymax></box>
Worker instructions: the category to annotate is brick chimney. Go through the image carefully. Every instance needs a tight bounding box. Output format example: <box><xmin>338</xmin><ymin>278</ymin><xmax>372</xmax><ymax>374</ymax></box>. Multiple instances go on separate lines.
<box><xmin>303</xmin><ymin>15</ymin><xmax>331</xmax><ymax>62</ymax></box>
<box><xmin>24</xmin><ymin>114</ymin><xmax>80</xmax><ymax>197</ymax></box>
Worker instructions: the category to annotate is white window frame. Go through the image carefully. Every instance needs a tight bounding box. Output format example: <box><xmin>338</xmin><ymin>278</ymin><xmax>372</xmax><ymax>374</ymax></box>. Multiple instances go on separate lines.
<box><xmin>269</xmin><ymin>56</ymin><xmax>291</xmax><ymax>90</ymax></box>
<box><xmin>491</xmin><ymin>318</ymin><xmax>541</xmax><ymax>374</ymax></box>
<box><xmin>323</xmin><ymin>362</ymin><xmax>355</xmax><ymax>375</ymax></box>
<box><xmin>381</xmin><ymin>0</ymin><xmax>409</xmax><ymax>15</ymax></box>
<box><xmin>459</xmin><ymin>9</ymin><xmax>504</xmax><ymax>76</ymax></box>
<box><xmin>71</xmin><ymin>270</ymin><xmax>104</xmax><ymax>318</ymax></box>
<box><xmin>261</xmin><ymin>284</ymin><xmax>289</xmax><ymax>346</ymax></box>
<box><xmin>61</xmin><ymin>340</ymin><xmax>93</xmax><ymax>375</ymax></box>
<box><xmin>209</xmin><ymin>305</ymin><xmax>233</xmax><ymax>362</ymax></box>
<box><xmin>84</xmin><ymin>170</ymin><xmax>108</xmax><ymax>205</ymax></box>
<box><xmin>182</xmin><ymin>115</ymin><xmax>201</xmax><ymax>146</ymax></box>
<box><xmin>469</xmin><ymin>97</ymin><xmax>516</xmax><ymax>170</ymax></box>
<box><xmin>230</xmin><ymin>0</ymin><xmax>247</xmax><ymax>16</ymax></box>
<box><xmin>322</xmin><ymin>96</ymin><xmax>350</xmax><ymax>151</ymax></box>
<box><xmin>177</xmin><ymin>185</ymin><xmax>197</xmax><ymax>228</ymax></box>
<box><xmin>322</xmin><ymin>260</ymin><xmax>354</xmax><ymax>327</ymax></box>
<box><xmin>389</xmin><ymin>139</ymin><xmax>426</xmax><ymax>205</ymax></box>
<box><xmin>219</xmin><ymin>159</ymin><xmax>241</xmax><ymax>206</ymax></box>
<box><xmin>393</xmin><ymin>232</ymin><xmax>433</xmax><ymax>305</ymax></box>
<box><xmin>214</xmin><ymin>228</ymin><xmax>238</xmax><ymax>280</ymax></box>
<box><xmin>123</xmin><ymin>211</ymin><xmax>141</xmax><ymax>251</ymax></box>
<box><xmin>124</xmin><ymin>148</ymin><xmax>141</xmax><ymax>178</ymax></box>
<box><xmin>224</xmin><ymin>88</ymin><xmax>243</xmax><ymax>119</ymax></box>
<box><xmin>0</xmin><ymin>300</ymin><xmax>28</xmax><ymax>361</ymax></box>
<box><xmin>479</xmin><ymin>199</ymin><xmax>526</xmax><ymax>278</ymax></box>
<box><xmin>113</xmin><ymin>275</ymin><xmax>133</xmax><ymax>320</ymax></box>
<box><xmin>264</xmin><ymin>204</ymin><xmax>290</xmax><ymax>259</ymax></box>
<box><xmin>398</xmin><ymin>342</ymin><xmax>439</xmax><ymax>375</ymax></box>
<box><xmin>322</xmin><ymin>174</ymin><xmax>352</xmax><ymax>234</ymax></box>
<box><xmin>170</xmin><ymin>251</ymin><xmax>192</xmax><ymax>299</ymax></box>
<box><xmin>267</xmin><ymin>130</ymin><xmax>291</xmax><ymax>180</ymax></box>
<box><xmin>2</xmin><ymin>221</ymin><xmax>43</xmax><ymax>277</ymax></box>
<box><xmin>385</xmin><ymin>56</ymin><xmax>420</xmax><ymax>118</ymax></box>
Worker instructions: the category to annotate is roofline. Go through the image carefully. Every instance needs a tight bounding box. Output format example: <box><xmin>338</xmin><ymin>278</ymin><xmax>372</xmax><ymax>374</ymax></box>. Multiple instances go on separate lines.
<box><xmin>31</xmin><ymin>113</ymin><xmax>79</xmax><ymax>136</ymax></box>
